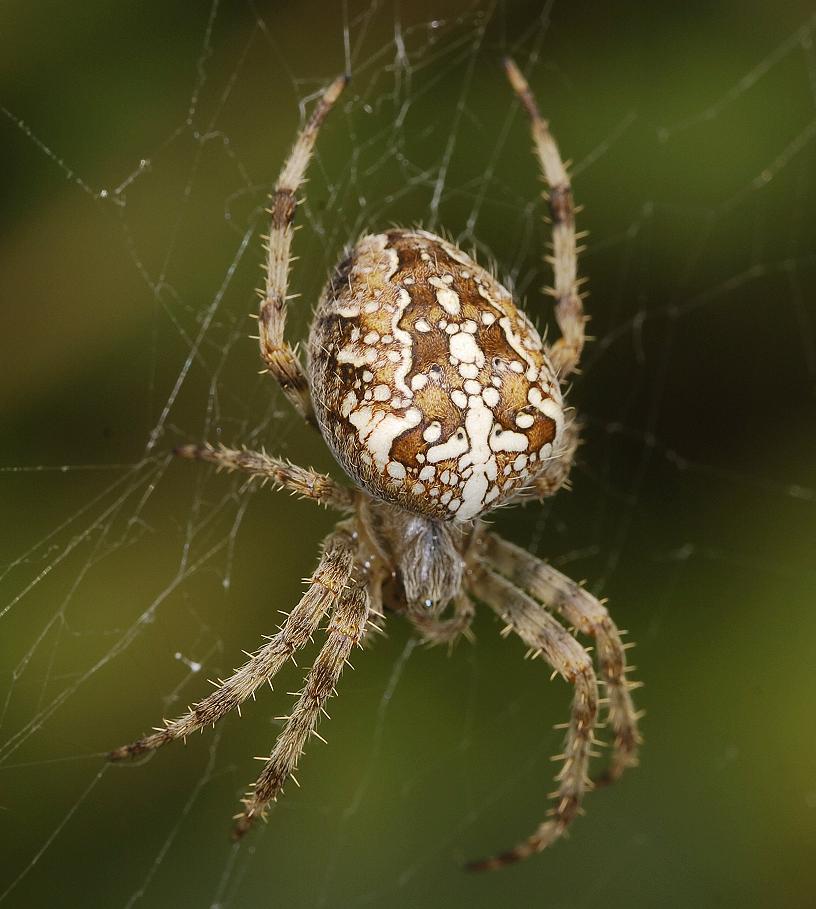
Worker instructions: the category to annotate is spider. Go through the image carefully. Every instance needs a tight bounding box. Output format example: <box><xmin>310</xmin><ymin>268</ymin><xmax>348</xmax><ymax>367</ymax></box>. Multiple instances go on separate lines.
<box><xmin>109</xmin><ymin>59</ymin><xmax>641</xmax><ymax>871</ymax></box>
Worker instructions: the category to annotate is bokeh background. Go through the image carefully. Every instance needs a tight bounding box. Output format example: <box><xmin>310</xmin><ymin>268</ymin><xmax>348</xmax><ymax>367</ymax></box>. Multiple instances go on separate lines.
<box><xmin>2</xmin><ymin>2</ymin><xmax>815</xmax><ymax>907</ymax></box>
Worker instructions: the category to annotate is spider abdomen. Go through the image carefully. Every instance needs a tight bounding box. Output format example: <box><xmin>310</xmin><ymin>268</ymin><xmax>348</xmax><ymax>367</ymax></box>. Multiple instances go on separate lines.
<box><xmin>308</xmin><ymin>229</ymin><xmax>564</xmax><ymax>521</ymax></box>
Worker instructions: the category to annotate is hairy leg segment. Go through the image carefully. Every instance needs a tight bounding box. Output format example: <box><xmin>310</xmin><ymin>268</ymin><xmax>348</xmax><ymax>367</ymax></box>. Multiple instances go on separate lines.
<box><xmin>108</xmin><ymin>531</ymin><xmax>356</xmax><ymax>761</ymax></box>
<box><xmin>466</xmin><ymin>563</ymin><xmax>599</xmax><ymax>870</ymax></box>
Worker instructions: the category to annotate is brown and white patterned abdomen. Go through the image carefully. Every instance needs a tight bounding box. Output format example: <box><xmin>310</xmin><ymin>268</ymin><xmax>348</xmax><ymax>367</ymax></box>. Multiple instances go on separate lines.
<box><xmin>308</xmin><ymin>229</ymin><xmax>564</xmax><ymax>522</ymax></box>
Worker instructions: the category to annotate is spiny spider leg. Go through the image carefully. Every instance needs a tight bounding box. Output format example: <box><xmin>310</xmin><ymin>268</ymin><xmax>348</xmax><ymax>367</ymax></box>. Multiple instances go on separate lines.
<box><xmin>259</xmin><ymin>73</ymin><xmax>348</xmax><ymax>423</ymax></box>
<box><xmin>233</xmin><ymin>583</ymin><xmax>370</xmax><ymax>840</ymax></box>
<box><xmin>505</xmin><ymin>58</ymin><xmax>587</xmax><ymax>379</ymax></box>
<box><xmin>175</xmin><ymin>444</ymin><xmax>356</xmax><ymax>511</ymax></box>
<box><xmin>483</xmin><ymin>534</ymin><xmax>641</xmax><ymax>785</ymax></box>
<box><xmin>108</xmin><ymin>531</ymin><xmax>355</xmax><ymax>762</ymax></box>
<box><xmin>466</xmin><ymin>566</ymin><xmax>598</xmax><ymax>871</ymax></box>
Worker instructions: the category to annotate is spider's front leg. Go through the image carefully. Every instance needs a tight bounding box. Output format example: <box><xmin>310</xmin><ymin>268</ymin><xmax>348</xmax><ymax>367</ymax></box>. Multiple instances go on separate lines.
<box><xmin>466</xmin><ymin>567</ymin><xmax>599</xmax><ymax>870</ymax></box>
<box><xmin>259</xmin><ymin>73</ymin><xmax>348</xmax><ymax>424</ymax></box>
<box><xmin>233</xmin><ymin>583</ymin><xmax>370</xmax><ymax>839</ymax></box>
<box><xmin>483</xmin><ymin>533</ymin><xmax>641</xmax><ymax>786</ymax></box>
<box><xmin>108</xmin><ymin>530</ymin><xmax>356</xmax><ymax>761</ymax></box>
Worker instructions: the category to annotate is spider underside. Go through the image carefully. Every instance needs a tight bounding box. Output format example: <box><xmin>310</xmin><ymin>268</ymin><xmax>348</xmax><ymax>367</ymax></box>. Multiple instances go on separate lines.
<box><xmin>109</xmin><ymin>60</ymin><xmax>641</xmax><ymax>871</ymax></box>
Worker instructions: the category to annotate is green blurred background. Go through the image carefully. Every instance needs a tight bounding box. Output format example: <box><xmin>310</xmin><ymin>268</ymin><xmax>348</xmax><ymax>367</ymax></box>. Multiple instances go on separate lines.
<box><xmin>2</xmin><ymin>2</ymin><xmax>815</xmax><ymax>907</ymax></box>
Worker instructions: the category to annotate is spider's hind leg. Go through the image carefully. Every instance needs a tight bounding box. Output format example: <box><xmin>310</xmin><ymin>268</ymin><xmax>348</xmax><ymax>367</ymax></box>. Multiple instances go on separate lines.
<box><xmin>504</xmin><ymin>58</ymin><xmax>587</xmax><ymax>379</ymax></box>
<box><xmin>259</xmin><ymin>73</ymin><xmax>348</xmax><ymax>424</ymax></box>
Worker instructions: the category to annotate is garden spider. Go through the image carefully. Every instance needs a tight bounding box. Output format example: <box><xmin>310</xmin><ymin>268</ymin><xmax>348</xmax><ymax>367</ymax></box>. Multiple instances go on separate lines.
<box><xmin>109</xmin><ymin>59</ymin><xmax>641</xmax><ymax>871</ymax></box>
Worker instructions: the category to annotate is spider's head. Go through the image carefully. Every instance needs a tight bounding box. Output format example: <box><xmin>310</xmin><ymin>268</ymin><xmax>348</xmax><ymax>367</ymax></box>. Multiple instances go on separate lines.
<box><xmin>396</xmin><ymin>514</ymin><xmax>466</xmax><ymax>614</ymax></box>
<box><xmin>361</xmin><ymin>500</ymin><xmax>467</xmax><ymax>615</ymax></box>
<box><xmin>309</xmin><ymin>229</ymin><xmax>565</xmax><ymax>523</ymax></box>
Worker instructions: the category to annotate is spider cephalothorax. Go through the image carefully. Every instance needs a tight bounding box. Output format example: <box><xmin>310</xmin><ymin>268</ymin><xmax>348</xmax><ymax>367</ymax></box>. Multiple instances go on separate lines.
<box><xmin>109</xmin><ymin>59</ymin><xmax>641</xmax><ymax>871</ymax></box>
<box><xmin>356</xmin><ymin>493</ymin><xmax>473</xmax><ymax>613</ymax></box>
<box><xmin>309</xmin><ymin>229</ymin><xmax>565</xmax><ymax>522</ymax></box>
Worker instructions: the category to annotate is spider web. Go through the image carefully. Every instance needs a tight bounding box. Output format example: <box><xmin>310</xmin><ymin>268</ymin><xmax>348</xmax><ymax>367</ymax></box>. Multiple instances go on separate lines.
<box><xmin>2</xmin><ymin>2</ymin><xmax>815</xmax><ymax>907</ymax></box>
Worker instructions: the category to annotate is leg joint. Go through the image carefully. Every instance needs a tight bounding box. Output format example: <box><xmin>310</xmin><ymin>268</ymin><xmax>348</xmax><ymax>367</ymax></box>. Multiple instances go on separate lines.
<box><xmin>548</xmin><ymin>185</ymin><xmax>574</xmax><ymax>225</ymax></box>
<box><xmin>269</xmin><ymin>188</ymin><xmax>297</xmax><ymax>229</ymax></box>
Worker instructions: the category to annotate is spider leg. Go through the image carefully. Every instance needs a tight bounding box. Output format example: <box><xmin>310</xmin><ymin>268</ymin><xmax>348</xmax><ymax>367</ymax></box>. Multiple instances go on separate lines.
<box><xmin>504</xmin><ymin>58</ymin><xmax>586</xmax><ymax>379</ymax></box>
<box><xmin>174</xmin><ymin>443</ymin><xmax>356</xmax><ymax>511</ymax></box>
<box><xmin>466</xmin><ymin>567</ymin><xmax>598</xmax><ymax>871</ymax></box>
<box><xmin>483</xmin><ymin>533</ymin><xmax>641</xmax><ymax>786</ymax></box>
<box><xmin>359</xmin><ymin>572</ymin><xmax>387</xmax><ymax>648</ymax></box>
<box><xmin>259</xmin><ymin>73</ymin><xmax>348</xmax><ymax>424</ymax></box>
<box><xmin>232</xmin><ymin>583</ymin><xmax>370</xmax><ymax>839</ymax></box>
<box><xmin>108</xmin><ymin>531</ymin><xmax>356</xmax><ymax>762</ymax></box>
